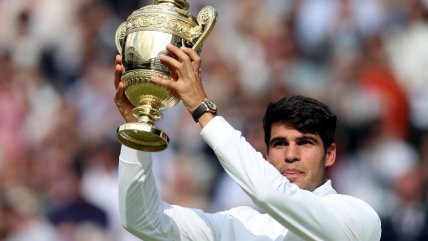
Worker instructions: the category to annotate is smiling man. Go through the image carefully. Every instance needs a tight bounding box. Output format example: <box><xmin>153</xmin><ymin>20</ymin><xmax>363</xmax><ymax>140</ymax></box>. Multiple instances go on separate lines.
<box><xmin>115</xmin><ymin>45</ymin><xmax>381</xmax><ymax>241</ymax></box>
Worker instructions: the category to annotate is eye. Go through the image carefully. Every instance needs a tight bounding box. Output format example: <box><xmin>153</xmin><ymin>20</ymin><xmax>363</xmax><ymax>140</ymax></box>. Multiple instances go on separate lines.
<box><xmin>297</xmin><ymin>139</ymin><xmax>315</xmax><ymax>146</ymax></box>
<box><xmin>271</xmin><ymin>139</ymin><xmax>287</xmax><ymax>148</ymax></box>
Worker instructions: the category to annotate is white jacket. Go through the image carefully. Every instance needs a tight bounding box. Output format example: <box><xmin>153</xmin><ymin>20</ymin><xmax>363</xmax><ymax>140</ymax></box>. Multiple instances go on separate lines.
<box><xmin>118</xmin><ymin>116</ymin><xmax>381</xmax><ymax>241</ymax></box>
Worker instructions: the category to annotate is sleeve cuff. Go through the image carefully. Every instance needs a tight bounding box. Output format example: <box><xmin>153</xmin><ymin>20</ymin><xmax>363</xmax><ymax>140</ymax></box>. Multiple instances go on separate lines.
<box><xmin>200</xmin><ymin>116</ymin><xmax>236</xmax><ymax>151</ymax></box>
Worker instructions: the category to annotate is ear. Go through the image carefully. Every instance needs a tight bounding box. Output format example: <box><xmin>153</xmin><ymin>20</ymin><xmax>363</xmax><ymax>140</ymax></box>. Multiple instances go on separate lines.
<box><xmin>325</xmin><ymin>143</ymin><xmax>336</xmax><ymax>167</ymax></box>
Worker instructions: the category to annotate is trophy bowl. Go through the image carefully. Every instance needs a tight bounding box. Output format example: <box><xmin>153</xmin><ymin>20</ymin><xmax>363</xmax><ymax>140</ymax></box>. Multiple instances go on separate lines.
<box><xmin>115</xmin><ymin>0</ymin><xmax>217</xmax><ymax>152</ymax></box>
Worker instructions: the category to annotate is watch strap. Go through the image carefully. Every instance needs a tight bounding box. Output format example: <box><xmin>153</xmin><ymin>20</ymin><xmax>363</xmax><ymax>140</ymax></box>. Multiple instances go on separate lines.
<box><xmin>192</xmin><ymin>99</ymin><xmax>217</xmax><ymax>122</ymax></box>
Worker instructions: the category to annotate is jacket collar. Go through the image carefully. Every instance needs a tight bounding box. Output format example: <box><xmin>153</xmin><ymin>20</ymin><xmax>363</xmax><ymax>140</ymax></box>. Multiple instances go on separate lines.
<box><xmin>312</xmin><ymin>180</ymin><xmax>337</xmax><ymax>196</ymax></box>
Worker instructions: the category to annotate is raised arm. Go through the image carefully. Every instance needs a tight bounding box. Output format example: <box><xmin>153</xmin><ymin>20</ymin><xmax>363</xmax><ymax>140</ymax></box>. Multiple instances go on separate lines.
<box><xmin>114</xmin><ymin>55</ymin><xmax>219</xmax><ymax>241</ymax></box>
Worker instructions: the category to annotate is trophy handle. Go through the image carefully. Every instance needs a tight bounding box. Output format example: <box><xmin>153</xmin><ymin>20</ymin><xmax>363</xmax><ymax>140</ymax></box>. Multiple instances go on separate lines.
<box><xmin>115</xmin><ymin>22</ymin><xmax>127</xmax><ymax>54</ymax></box>
<box><xmin>192</xmin><ymin>6</ymin><xmax>217</xmax><ymax>51</ymax></box>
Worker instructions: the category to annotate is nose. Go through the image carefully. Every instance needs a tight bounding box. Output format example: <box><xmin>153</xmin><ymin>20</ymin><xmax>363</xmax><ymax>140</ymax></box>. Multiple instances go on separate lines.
<box><xmin>285</xmin><ymin>143</ymin><xmax>300</xmax><ymax>163</ymax></box>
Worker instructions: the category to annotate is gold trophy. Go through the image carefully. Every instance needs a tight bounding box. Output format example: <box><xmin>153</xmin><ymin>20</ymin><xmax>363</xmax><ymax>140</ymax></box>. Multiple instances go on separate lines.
<box><xmin>115</xmin><ymin>0</ymin><xmax>217</xmax><ymax>152</ymax></box>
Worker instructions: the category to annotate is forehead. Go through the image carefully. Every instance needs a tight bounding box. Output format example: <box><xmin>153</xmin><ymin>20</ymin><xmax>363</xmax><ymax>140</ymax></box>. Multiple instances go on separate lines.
<box><xmin>270</xmin><ymin>123</ymin><xmax>320</xmax><ymax>140</ymax></box>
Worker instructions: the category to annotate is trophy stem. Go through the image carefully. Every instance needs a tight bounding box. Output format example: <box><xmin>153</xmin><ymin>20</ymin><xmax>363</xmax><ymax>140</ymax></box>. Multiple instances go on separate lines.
<box><xmin>132</xmin><ymin>104</ymin><xmax>163</xmax><ymax>126</ymax></box>
<box><xmin>116</xmin><ymin>99</ymin><xmax>169</xmax><ymax>152</ymax></box>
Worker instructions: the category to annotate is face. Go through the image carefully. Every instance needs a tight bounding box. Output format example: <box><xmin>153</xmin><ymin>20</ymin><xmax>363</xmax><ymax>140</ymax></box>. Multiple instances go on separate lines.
<box><xmin>266</xmin><ymin>123</ymin><xmax>336</xmax><ymax>191</ymax></box>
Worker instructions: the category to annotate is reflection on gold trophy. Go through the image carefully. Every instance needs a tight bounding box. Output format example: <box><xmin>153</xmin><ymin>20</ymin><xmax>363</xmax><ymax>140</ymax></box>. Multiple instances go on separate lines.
<box><xmin>115</xmin><ymin>0</ymin><xmax>217</xmax><ymax>152</ymax></box>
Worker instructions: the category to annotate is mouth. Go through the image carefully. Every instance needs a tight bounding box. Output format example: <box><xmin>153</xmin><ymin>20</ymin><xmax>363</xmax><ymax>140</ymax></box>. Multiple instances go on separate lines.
<box><xmin>283</xmin><ymin>169</ymin><xmax>303</xmax><ymax>181</ymax></box>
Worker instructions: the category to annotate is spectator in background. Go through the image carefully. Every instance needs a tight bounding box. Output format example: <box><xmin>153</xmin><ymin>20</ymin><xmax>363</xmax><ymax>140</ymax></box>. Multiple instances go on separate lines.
<box><xmin>381</xmin><ymin>164</ymin><xmax>428</xmax><ymax>241</ymax></box>
<box><xmin>331</xmin><ymin>118</ymin><xmax>420</xmax><ymax>217</ymax></box>
<box><xmin>0</xmin><ymin>51</ymin><xmax>28</xmax><ymax>182</ymax></box>
<box><xmin>81</xmin><ymin>141</ymin><xmax>142</xmax><ymax>241</ymax></box>
<box><xmin>0</xmin><ymin>191</ymin><xmax>11</xmax><ymax>240</ymax></box>
<box><xmin>0</xmin><ymin>187</ymin><xmax>60</xmax><ymax>241</ymax></box>
<box><xmin>358</xmin><ymin>34</ymin><xmax>409</xmax><ymax>140</ymax></box>
<box><xmin>47</xmin><ymin>158</ymin><xmax>109</xmax><ymax>241</ymax></box>
<box><xmin>385</xmin><ymin>0</ymin><xmax>428</xmax><ymax>148</ymax></box>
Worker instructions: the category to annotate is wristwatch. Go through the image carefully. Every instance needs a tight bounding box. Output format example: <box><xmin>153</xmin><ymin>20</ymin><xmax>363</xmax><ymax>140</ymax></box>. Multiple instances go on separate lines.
<box><xmin>192</xmin><ymin>98</ymin><xmax>217</xmax><ymax>122</ymax></box>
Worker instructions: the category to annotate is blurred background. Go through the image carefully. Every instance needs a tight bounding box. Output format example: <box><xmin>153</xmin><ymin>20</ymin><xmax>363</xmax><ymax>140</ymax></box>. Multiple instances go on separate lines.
<box><xmin>0</xmin><ymin>0</ymin><xmax>427</xmax><ymax>240</ymax></box>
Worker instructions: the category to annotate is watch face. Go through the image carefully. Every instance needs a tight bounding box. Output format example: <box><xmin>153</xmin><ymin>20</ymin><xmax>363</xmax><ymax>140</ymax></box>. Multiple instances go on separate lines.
<box><xmin>205</xmin><ymin>100</ymin><xmax>217</xmax><ymax>111</ymax></box>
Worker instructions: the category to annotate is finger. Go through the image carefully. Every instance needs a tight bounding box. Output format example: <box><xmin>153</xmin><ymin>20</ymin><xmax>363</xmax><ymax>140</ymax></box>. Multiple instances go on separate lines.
<box><xmin>115</xmin><ymin>82</ymin><xmax>138</xmax><ymax>122</ymax></box>
<box><xmin>114</xmin><ymin>81</ymin><xmax>127</xmax><ymax>104</ymax></box>
<box><xmin>166</xmin><ymin>44</ymin><xmax>200</xmax><ymax>79</ymax></box>
<box><xmin>182</xmin><ymin>47</ymin><xmax>201</xmax><ymax>74</ymax></box>
<box><xmin>114</xmin><ymin>55</ymin><xmax>124</xmax><ymax>89</ymax></box>
<box><xmin>159</xmin><ymin>54</ymin><xmax>182</xmax><ymax>71</ymax></box>
<box><xmin>150</xmin><ymin>76</ymin><xmax>177</xmax><ymax>90</ymax></box>
<box><xmin>166</xmin><ymin>45</ymin><xmax>197</xmax><ymax>79</ymax></box>
<box><xmin>115</xmin><ymin>54</ymin><xmax>122</xmax><ymax>65</ymax></box>
<box><xmin>166</xmin><ymin>44</ymin><xmax>191</xmax><ymax>63</ymax></box>
<box><xmin>114</xmin><ymin>65</ymin><xmax>123</xmax><ymax>89</ymax></box>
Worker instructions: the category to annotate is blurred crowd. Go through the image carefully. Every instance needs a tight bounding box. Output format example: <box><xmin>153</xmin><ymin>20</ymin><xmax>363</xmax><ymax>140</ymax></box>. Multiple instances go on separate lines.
<box><xmin>0</xmin><ymin>0</ymin><xmax>427</xmax><ymax>240</ymax></box>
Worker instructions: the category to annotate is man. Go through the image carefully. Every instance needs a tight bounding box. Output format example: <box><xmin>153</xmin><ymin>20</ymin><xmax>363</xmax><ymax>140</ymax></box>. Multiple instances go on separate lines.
<box><xmin>114</xmin><ymin>44</ymin><xmax>381</xmax><ymax>241</ymax></box>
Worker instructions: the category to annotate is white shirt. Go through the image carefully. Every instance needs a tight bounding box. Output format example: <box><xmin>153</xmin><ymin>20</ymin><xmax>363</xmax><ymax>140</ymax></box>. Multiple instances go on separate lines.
<box><xmin>118</xmin><ymin>116</ymin><xmax>381</xmax><ymax>241</ymax></box>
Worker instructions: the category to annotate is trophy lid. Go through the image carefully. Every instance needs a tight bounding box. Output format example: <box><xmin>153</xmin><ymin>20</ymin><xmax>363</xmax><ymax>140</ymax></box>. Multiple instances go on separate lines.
<box><xmin>154</xmin><ymin>0</ymin><xmax>189</xmax><ymax>10</ymax></box>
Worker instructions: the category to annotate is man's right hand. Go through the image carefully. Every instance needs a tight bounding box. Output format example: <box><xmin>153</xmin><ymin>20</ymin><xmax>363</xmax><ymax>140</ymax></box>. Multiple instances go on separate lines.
<box><xmin>114</xmin><ymin>55</ymin><xmax>137</xmax><ymax>123</ymax></box>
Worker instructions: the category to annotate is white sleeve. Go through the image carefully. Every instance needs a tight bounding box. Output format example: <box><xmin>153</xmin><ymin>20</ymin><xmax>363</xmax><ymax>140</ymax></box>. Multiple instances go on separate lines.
<box><xmin>201</xmin><ymin>116</ymin><xmax>380</xmax><ymax>241</ymax></box>
<box><xmin>118</xmin><ymin>145</ymin><xmax>220</xmax><ymax>241</ymax></box>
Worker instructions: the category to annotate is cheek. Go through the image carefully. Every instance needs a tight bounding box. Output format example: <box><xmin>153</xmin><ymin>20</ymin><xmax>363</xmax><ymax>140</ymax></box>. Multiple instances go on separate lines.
<box><xmin>301</xmin><ymin>147</ymin><xmax>319</xmax><ymax>159</ymax></box>
<box><xmin>267</xmin><ymin>152</ymin><xmax>283</xmax><ymax>168</ymax></box>
<box><xmin>305</xmin><ymin>153</ymin><xmax>327</xmax><ymax>176</ymax></box>
<box><xmin>300</xmin><ymin>150</ymin><xmax>325</xmax><ymax>171</ymax></box>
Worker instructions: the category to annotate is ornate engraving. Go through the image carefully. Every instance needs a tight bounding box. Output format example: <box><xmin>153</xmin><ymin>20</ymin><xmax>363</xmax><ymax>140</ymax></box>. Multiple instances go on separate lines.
<box><xmin>198</xmin><ymin>7</ymin><xmax>214</xmax><ymax>24</ymax></box>
<box><xmin>193</xmin><ymin>6</ymin><xmax>217</xmax><ymax>50</ymax></box>
<box><xmin>137</xmin><ymin>4</ymin><xmax>191</xmax><ymax>18</ymax></box>
<box><xmin>122</xmin><ymin>69</ymin><xmax>172</xmax><ymax>85</ymax></box>
<box><xmin>125</xmin><ymin>13</ymin><xmax>200</xmax><ymax>41</ymax></box>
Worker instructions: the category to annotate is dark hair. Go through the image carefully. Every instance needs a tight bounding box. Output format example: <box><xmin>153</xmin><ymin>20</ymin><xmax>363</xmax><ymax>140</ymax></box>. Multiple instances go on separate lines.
<box><xmin>263</xmin><ymin>95</ymin><xmax>337</xmax><ymax>151</ymax></box>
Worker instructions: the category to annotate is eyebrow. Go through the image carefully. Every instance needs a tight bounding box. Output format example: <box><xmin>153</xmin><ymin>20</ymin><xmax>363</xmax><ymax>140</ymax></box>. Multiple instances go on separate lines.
<box><xmin>269</xmin><ymin>134</ymin><xmax>320</xmax><ymax>146</ymax></box>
